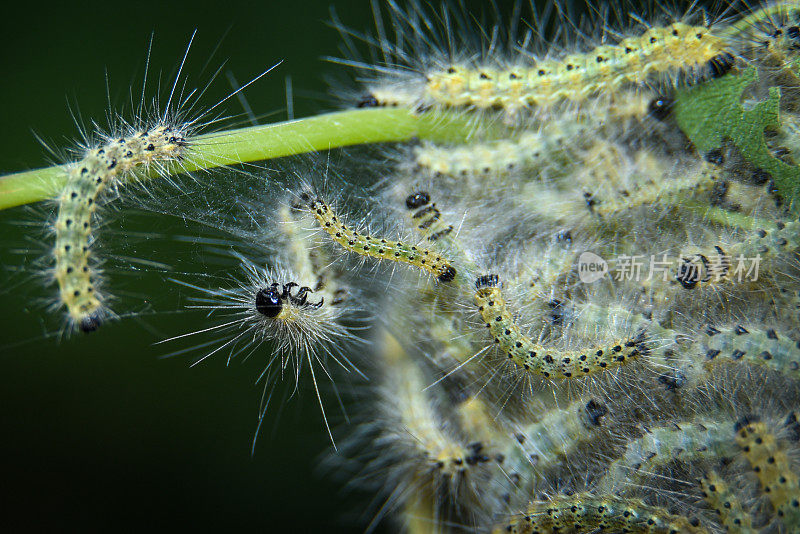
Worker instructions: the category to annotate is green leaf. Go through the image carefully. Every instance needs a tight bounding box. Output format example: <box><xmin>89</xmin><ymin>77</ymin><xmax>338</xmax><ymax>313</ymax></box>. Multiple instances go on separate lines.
<box><xmin>674</xmin><ymin>68</ymin><xmax>800</xmax><ymax>210</ymax></box>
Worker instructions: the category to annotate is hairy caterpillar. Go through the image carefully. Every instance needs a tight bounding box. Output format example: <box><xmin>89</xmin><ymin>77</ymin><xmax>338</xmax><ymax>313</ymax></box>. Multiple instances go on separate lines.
<box><xmin>348</xmin><ymin>5</ymin><xmax>736</xmax><ymax>121</ymax></box>
<box><xmin>673</xmin><ymin>219</ymin><xmax>800</xmax><ymax>290</ymax></box>
<box><xmin>368</xmin><ymin>332</ymin><xmax>494</xmax><ymax>513</ymax></box>
<box><xmin>474</xmin><ymin>274</ymin><xmax>647</xmax><ymax>379</ymax></box>
<box><xmin>411</xmin><ymin>122</ymin><xmax>585</xmax><ymax>178</ymax></box>
<box><xmin>735</xmin><ymin>417</ymin><xmax>800</xmax><ymax>527</ymax></box>
<box><xmin>730</xmin><ymin>0</ymin><xmax>800</xmax><ymax>82</ymax></box>
<box><xmin>598</xmin><ymin>419</ymin><xmax>738</xmax><ymax>492</ymax></box>
<box><xmin>701</xmin><ymin>323</ymin><xmax>800</xmax><ymax>380</ymax></box>
<box><xmin>577</xmin><ymin>149</ymin><xmax>724</xmax><ymax>219</ymax></box>
<box><xmin>699</xmin><ymin>470</ymin><xmax>757</xmax><ymax>533</ymax></box>
<box><xmin>300</xmin><ymin>192</ymin><xmax>457</xmax><ymax>282</ymax></box>
<box><xmin>508</xmin><ymin>398</ymin><xmax>611</xmax><ymax>475</ymax></box>
<box><xmin>162</xmin><ymin>259</ymin><xmax>362</xmax><ymax>445</ymax></box>
<box><xmin>516</xmin><ymin>153</ymin><xmax>725</xmax><ymax>229</ymax></box>
<box><xmin>425</xmin><ymin>25</ymin><xmax>733</xmax><ymax>116</ymax></box>
<box><xmin>495</xmin><ymin>492</ymin><xmax>707</xmax><ymax>534</ymax></box>
<box><xmin>48</xmin><ymin>38</ymin><xmax>278</xmax><ymax>333</ymax></box>
<box><xmin>54</xmin><ymin>124</ymin><xmax>189</xmax><ymax>332</ymax></box>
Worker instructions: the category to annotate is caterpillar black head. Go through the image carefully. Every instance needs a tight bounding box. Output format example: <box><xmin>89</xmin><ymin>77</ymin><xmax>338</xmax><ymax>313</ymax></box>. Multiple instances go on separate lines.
<box><xmin>406</xmin><ymin>191</ymin><xmax>431</xmax><ymax>210</ymax></box>
<box><xmin>357</xmin><ymin>93</ymin><xmax>380</xmax><ymax>108</ymax></box>
<box><xmin>437</xmin><ymin>265</ymin><xmax>457</xmax><ymax>283</ymax></box>
<box><xmin>705</xmin><ymin>52</ymin><xmax>735</xmax><ymax>79</ymax></box>
<box><xmin>475</xmin><ymin>274</ymin><xmax>499</xmax><ymax>289</ymax></box>
<box><xmin>79</xmin><ymin>312</ymin><xmax>102</xmax><ymax>333</ymax></box>
<box><xmin>256</xmin><ymin>282</ymin><xmax>324</xmax><ymax>318</ymax></box>
<box><xmin>648</xmin><ymin>96</ymin><xmax>674</xmax><ymax>121</ymax></box>
<box><xmin>256</xmin><ymin>284</ymin><xmax>284</xmax><ymax>318</ymax></box>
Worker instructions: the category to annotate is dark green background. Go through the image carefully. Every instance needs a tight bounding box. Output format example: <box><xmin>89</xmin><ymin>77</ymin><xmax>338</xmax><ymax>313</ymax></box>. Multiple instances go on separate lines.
<box><xmin>0</xmin><ymin>0</ymin><xmax>544</xmax><ymax>531</ymax></box>
<box><xmin>0</xmin><ymin>1</ymin><xmax>384</xmax><ymax>531</ymax></box>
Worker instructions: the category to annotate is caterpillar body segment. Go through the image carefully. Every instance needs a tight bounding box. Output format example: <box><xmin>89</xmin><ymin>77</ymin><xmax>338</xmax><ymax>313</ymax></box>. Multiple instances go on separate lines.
<box><xmin>735</xmin><ymin>418</ymin><xmax>800</xmax><ymax>527</ymax></box>
<box><xmin>699</xmin><ymin>470</ymin><xmax>757</xmax><ymax>534</ymax></box>
<box><xmin>599</xmin><ymin>419</ymin><xmax>738</xmax><ymax>493</ymax></box>
<box><xmin>413</xmin><ymin>132</ymin><xmax>555</xmax><ymax>179</ymax></box>
<box><xmin>494</xmin><ymin>493</ymin><xmax>708</xmax><ymax>534</ymax></box>
<box><xmin>681</xmin><ymin>222</ymin><xmax>800</xmax><ymax>286</ymax></box>
<box><xmin>375</xmin><ymin>331</ymin><xmax>503</xmax><ymax>506</ymax></box>
<box><xmin>506</xmin><ymin>398</ymin><xmax>612</xmax><ymax>477</ymax></box>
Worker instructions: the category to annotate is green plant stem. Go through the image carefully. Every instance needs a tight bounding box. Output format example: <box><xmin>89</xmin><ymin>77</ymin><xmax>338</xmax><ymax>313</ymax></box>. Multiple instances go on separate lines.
<box><xmin>0</xmin><ymin>108</ymin><xmax>475</xmax><ymax>211</ymax></box>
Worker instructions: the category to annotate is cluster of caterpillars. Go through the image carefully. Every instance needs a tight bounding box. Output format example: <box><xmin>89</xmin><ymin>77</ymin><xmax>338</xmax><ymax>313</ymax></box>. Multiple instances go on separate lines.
<box><xmin>323</xmin><ymin>1</ymin><xmax>800</xmax><ymax>532</ymax></box>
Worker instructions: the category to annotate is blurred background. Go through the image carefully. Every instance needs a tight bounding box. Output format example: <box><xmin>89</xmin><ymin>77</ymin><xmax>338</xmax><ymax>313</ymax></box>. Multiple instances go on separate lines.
<box><xmin>0</xmin><ymin>0</ymin><xmax>569</xmax><ymax>531</ymax></box>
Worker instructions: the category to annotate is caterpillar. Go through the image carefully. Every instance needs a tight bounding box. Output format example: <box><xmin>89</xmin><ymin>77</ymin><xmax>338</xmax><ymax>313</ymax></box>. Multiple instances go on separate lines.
<box><xmin>578</xmin><ymin>150</ymin><xmax>725</xmax><ymax>219</ymax></box>
<box><xmin>517</xmin><ymin>152</ymin><xmax>725</xmax><ymax>228</ymax></box>
<box><xmin>48</xmin><ymin>40</ymin><xmax>279</xmax><ymax>333</ymax></box>
<box><xmin>598</xmin><ymin>419</ymin><xmax>738</xmax><ymax>493</ymax></box>
<box><xmin>301</xmin><ymin>192</ymin><xmax>457</xmax><ymax>282</ymax></box>
<box><xmin>672</xmin><ymin>219</ymin><xmax>800</xmax><ymax>290</ymax></box>
<box><xmin>494</xmin><ymin>492</ymin><xmax>707</xmax><ymax>534</ymax></box>
<box><xmin>334</xmin><ymin>0</ymin><xmax>747</xmax><ymax>125</ymax></box>
<box><xmin>699</xmin><ymin>470</ymin><xmax>757</xmax><ymax>534</ymax></box>
<box><xmin>54</xmin><ymin>124</ymin><xmax>189</xmax><ymax>332</ymax></box>
<box><xmin>412</xmin><ymin>132</ymin><xmax>553</xmax><ymax>178</ymax></box>
<box><xmin>410</xmin><ymin>120</ymin><xmax>590</xmax><ymax>179</ymax></box>
<box><xmin>474</xmin><ymin>274</ymin><xmax>647</xmax><ymax>379</ymax></box>
<box><xmin>375</xmin><ymin>332</ymin><xmax>492</xmax><ymax>502</ymax></box>
<box><xmin>425</xmin><ymin>25</ymin><xmax>733</xmax><ymax>116</ymax></box>
<box><xmin>508</xmin><ymin>398</ymin><xmax>611</xmax><ymax>475</ymax></box>
<box><xmin>701</xmin><ymin>323</ymin><xmax>800</xmax><ymax>380</ymax></box>
<box><xmin>352</xmin><ymin>11</ymin><xmax>735</xmax><ymax>120</ymax></box>
<box><xmin>728</xmin><ymin>0</ymin><xmax>800</xmax><ymax>81</ymax></box>
<box><xmin>735</xmin><ymin>417</ymin><xmax>800</xmax><ymax>527</ymax></box>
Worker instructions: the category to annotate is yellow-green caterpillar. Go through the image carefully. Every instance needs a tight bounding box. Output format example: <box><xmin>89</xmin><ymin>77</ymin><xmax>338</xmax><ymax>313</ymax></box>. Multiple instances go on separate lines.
<box><xmin>302</xmin><ymin>192</ymin><xmax>457</xmax><ymax>282</ymax></box>
<box><xmin>423</xmin><ymin>23</ymin><xmax>733</xmax><ymax>116</ymax></box>
<box><xmin>54</xmin><ymin>124</ymin><xmax>188</xmax><ymax>332</ymax></box>
<box><xmin>474</xmin><ymin>275</ymin><xmax>647</xmax><ymax>379</ymax></box>
<box><xmin>699</xmin><ymin>470</ymin><xmax>757</xmax><ymax>534</ymax></box>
